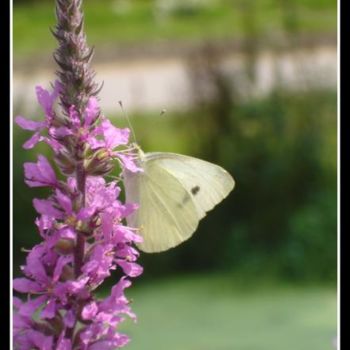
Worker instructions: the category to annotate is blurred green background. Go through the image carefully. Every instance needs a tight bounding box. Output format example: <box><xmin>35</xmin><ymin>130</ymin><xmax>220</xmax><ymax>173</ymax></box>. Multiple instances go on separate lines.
<box><xmin>13</xmin><ymin>0</ymin><xmax>337</xmax><ymax>349</ymax></box>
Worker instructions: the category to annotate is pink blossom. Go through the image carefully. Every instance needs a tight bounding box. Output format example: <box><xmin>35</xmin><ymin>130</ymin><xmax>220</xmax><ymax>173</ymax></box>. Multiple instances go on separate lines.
<box><xmin>81</xmin><ymin>301</ymin><xmax>99</xmax><ymax>320</ymax></box>
<box><xmin>24</xmin><ymin>155</ymin><xmax>58</xmax><ymax>188</ymax></box>
<box><xmin>36</xmin><ymin>81</ymin><xmax>60</xmax><ymax>118</ymax></box>
<box><xmin>15</xmin><ymin>81</ymin><xmax>63</xmax><ymax>151</ymax></box>
<box><xmin>88</xmin><ymin>119</ymin><xmax>142</xmax><ymax>173</ymax></box>
<box><xmin>33</xmin><ymin>198</ymin><xmax>64</xmax><ymax>218</ymax></box>
<box><xmin>13</xmin><ymin>7</ymin><xmax>143</xmax><ymax>347</ymax></box>
<box><xmin>84</xmin><ymin>96</ymin><xmax>100</xmax><ymax>126</ymax></box>
<box><xmin>116</xmin><ymin>259</ymin><xmax>143</xmax><ymax>277</ymax></box>
<box><xmin>56</xmin><ymin>334</ymin><xmax>72</xmax><ymax>350</ymax></box>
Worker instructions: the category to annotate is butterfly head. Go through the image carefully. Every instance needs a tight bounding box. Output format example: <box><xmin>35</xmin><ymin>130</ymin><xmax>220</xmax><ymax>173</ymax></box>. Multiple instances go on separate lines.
<box><xmin>131</xmin><ymin>143</ymin><xmax>146</xmax><ymax>162</ymax></box>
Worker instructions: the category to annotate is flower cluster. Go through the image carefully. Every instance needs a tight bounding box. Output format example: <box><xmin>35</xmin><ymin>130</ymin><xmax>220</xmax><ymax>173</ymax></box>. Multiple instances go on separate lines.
<box><xmin>14</xmin><ymin>82</ymin><xmax>143</xmax><ymax>350</ymax></box>
<box><xmin>13</xmin><ymin>1</ymin><xmax>143</xmax><ymax>348</ymax></box>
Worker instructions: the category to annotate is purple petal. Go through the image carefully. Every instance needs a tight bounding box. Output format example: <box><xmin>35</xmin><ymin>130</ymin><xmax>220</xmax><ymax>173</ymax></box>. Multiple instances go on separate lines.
<box><xmin>68</xmin><ymin>105</ymin><xmax>80</xmax><ymax>127</ymax></box>
<box><xmin>16</xmin><ymin>296</ymin><xmax>47</xmax><ymax>317</ymax></box>
<box><xmin>13</xmin><ymin>313</ymin><xmax>31</xmax><ymax>331</ymax></box>
<box><xmin>57</xmin><ymin>334</ymin><xmax>72</xmax><ymax>350</ymax></box>
<box><xmin>88</xmin><ymin>137</ymin><xmax>105</xmax><ymax>150</ymax></box>
<box><xmin>28</xmin><ymin>330</ymin><xmax>54</xmax><ymax>350</ymax></box>
<box><xmin>79</xmin><ymin>325</ymin><xmax>99</xmax><ymax>346</ymax></box>
<box><xmin>23</xmin><ymin>132</ymin><xmax>42</xmax><ymax>149</ymax></box>
<box><xmin>25</xmin><ymin>179</ymin><xmax>47</xmax><ymax>188</ymax></box>
<box><xmin>120</xmin><ymin>202</ymin><xmax>139</xmax><ymax>218</ymax></box>
<box><xmin>15</xmin><ymin>116</ymin><xmax>46</xmax><ymax>131</ymax></box>
<box><xmin>115</xmin><ymin>225</ymin><xmax>143</xmax><ymax>244</ymax></box>
<box><xmin>88</xmin><ymin>336</ymin><xmax>130</xmax><ymax>350</ymax></box>
<box><xmin>40</xmin><ymin>299</ymin><xmax>56</xmax><ymax>319</ymax></box>
<box><xmin>111</xmin><ymin>278</ymin><xmax>132</xmax><ymax>298</ymax></box>
<box><xmin>49</xmin><ymin>126</ymin><xmax>72</xmax><ymax>138</ymax></box>
<box><xmin>63</xmin><ymin>309</ymin><xmax>76</xmax><ymax>328</ymax></box>
<box><xmin>57</xmin><ymin>226</ymin><xmax>76</xmax><ymax>240</ymax></box>
<box><xmin>13</xmin><ymin>297</ymin><xmax>23</xmax><ymax>309</ymax></box>
<box><xmin>33</xmin><ymin>198</ymin><xmax>63</xmax><ymax>218</ymax></box>
<box><xmin>101</xmin><ymin>120</ymin><xmax>129</xmax><ymax>149</ymax></box>
<box><xmin>52</xmin><ymin>80</ymin><xmax>62</xmax><ymax>98</ymax></box>
<box><xmin>84</xmin><ymin>97</ymin><xmax>100</xmax><ymax>126</ymax></box>
<box><xmin>24</xmin><ymin>155</ymin><xmax>57</xmax><ymax>188</ymax></box>
<box><xmin>13</xmin><ymin>278</ymin><xmax>42</xmax><ymax>293</ymax></box>
<box><xmin>118</xmin><ymin>154</ymin><xmax>142</xmax><ymax>173</ymax></box>
<box><xmin>116</xmin><ymin>245</ymin><xmax>139</xmax><ymax>260</ymax></box>
<box><xmin>23</xmin><ymin>248</ymin><xmax>48</xmax><ymax>283</ymax></box>
<box><xmin>55</xmin><ymin>190</ymin><xmax>73</xmax><ymax>214</ymax></box>
<box><xmin>81</xmin><ymin>301</ymin><xmax>98</xmax><ymax>320</ymax></box>
<box><xmin>37</xmin><ymin>155</ymin><xmax>56</xmax><ymax>182</ymax></box>
<box><xmin>36</xmin><ymin>84</ymin><xmax>59</xmax><ymax>118</ymax></box>
<box><xmin>77</xmin><ymin>206</ymin><xmax>95</xmax><ymax>221</ymax></box>
<box><xmin>82</xmin><ymin>260</ymin><xmax>99</xmax><ymax>275</ymax></box>
<box><xmin>35</xmin><ymin>215</ymin><xmax>54</xmax><ymax>237</ymax></box>
<box><xmin>116</xmin><ymin>260</ymin><xmax>143</xmax><ymax>277</ymax></box>
<box><xmin>44</xmin><ymin>227</ymin><xmax>75</xmax><ymax>249</ymax></box>
<box><xmin>53</xmin><ymin>256</ymin><xmax>71</xmax><ymax>283</ymax></box>
<box><xmin>101</xmin><ymin>212</ymin><xmax>114</xmax><ymax>241</ymax></box>
<box><xmin>66</xmin><ymin>277</ymin><xmax>89</xmax><ymax>294</ymax></box>
<box><xmin>67</xmin><ymin>177</ymin><xmax>77</xmax><ymax>191</ymax></box>
<box><xmin>43</xmin><ymin>137</ymin><xmax>63</xmax><ymax>153</ymax></box>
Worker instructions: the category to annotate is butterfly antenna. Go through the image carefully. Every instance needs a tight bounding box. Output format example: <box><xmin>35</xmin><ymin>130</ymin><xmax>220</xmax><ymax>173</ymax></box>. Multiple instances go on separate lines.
<box><xmin>118</xmin><ymin>100</ymin><xmax>138</xmax><ymax>146</ymax></box>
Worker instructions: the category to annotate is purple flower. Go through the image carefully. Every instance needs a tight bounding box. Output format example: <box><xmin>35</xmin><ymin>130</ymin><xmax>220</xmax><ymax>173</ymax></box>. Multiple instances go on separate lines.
<box><xmin>78</xmin><ymin>279</ymin><xmax>134</xmax><ymax>349</ymax></box>
<box><xmin>33</xmin><ymin>197</ymin><xmax>64</xmax><ymax>219</ymax></box>
<box><xmin>15</xmin><ymin>116</ymin><xmax>46</xmax><ymax>149</ymax></box>
<box><xmin>87</xmin><ymin>335</ymin><xmax>130</xmax><ymax>350</ymax></box>
<box><xmin>36</xmin><ymin>82</ymin><xmax>60</xmax><ymax>118</ymax></box>
<box><xmin>81</xmin><ymin>244</ymin><xmax>115</xmax><ymax>287</ymax></box>
<box><xmin>89</xmin><ymin>119</ymin><xmax>129</xmax><ymax>150</ymax></box>
<box><xmin>116</xmin><ymin>259</ymin><xmax>143</xmax><ymax>277</ymax></box>
<box><xmin>67</xmin><ymin>97</ymin><xmax>100</xmax><ymax>142</ymax></box>
<box><xmin>24</xmin><ymin>155</ymin><xmax>58</xmax><ymax>188</ymax></box>
<box><xmin>81</xmin><ymin>301</ymin><xmax>99</xmax><ymax>320</ymax></box>
<box><xmin>13</xmin><ymin>1</ymin><xmax>143</xmax><ymax>348</ymax></box>
<box><xmin>14</xmin><ymin>329</ymin><xmax>54</xmax><ymax>350</ymax></box>
<box><xmin>33</xmin><ymin>187</ymin><xmax>95</xmax><ymax>237</ymax></box>
<box><xmin>15</xmin><ymin>81</ymin><xmax>64</xmax><ymax>151</ymax></box>
<box><xmin>88</xmin><ymin>119</ymin><xmax>142</xmax><ymax>173</ymax></box>
<box><xmin>13</xmin><ymin>244</ymin><xmax>76</xmax><ymax>323</ymax></box>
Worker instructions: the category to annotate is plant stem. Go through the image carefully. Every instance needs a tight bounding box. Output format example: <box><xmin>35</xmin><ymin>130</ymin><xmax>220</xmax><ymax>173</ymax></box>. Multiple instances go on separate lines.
<box><xmin>74</xmin><ymin>161</ymin><xmax>86</xmax><ymax>277</ymax></box>
<box><xmin>53</xmin><ymin>0</ymin><xmax>97</xmax><ymax>278</ymax></box>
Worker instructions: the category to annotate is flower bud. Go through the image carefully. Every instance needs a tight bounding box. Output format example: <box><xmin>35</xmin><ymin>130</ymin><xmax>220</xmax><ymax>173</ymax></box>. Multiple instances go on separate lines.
<box><xmin>76</xmin><ymin>220</ymin><xmax>93</xmax><ymax>237</ymax></box>
<box><xmin>84</xmin><ymin>149</ymin><xmax>114</xmax><ymax>176</ymax></box>
<box><xmin>60</xmin><ymin>265</ymin><xmax>75</xmax><ymax>281</ymax></box>
<box><xmin>76</xmin><ymin>141</ymin><xmax>91</xmax><ymax>160</ymax></box>
<box><xmin>54</xmin><ymin>149</ymin><xmax>76</xmax><ymax>175</ymax></box>
<box><xmin>88</xmin><ymin>161</ymin><xmax>114</xmax><ymax>176</ymax></box>
<box><xmin>82</xmin><ymin>141</ymin><xmax>92</xmax><ymax>157</ymax></box>
<box><xmin>54</xmin><ymin>238</ymin><xmax>75</xmax><ymax>255</ymax></box>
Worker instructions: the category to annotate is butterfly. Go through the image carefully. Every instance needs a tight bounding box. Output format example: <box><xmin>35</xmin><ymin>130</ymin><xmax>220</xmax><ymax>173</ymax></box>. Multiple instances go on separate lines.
<box><xmin>123</xmin><ymin>145</ymin><xmax>235</xmax><ymax>253</ymax></box>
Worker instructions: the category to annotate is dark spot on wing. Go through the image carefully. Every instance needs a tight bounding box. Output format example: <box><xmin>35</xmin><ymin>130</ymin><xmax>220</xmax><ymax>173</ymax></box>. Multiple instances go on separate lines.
<box><xmin>191</xmin><ymin>186</ymin><xmax>200</xmax><ymax>195</ymax></box>
<box><xmin>178</xmin><ymin>192</ymin><xmax>192</xmax><ymax>208</ymax></box>
<box><xmin>177</xmin><ymin>186</ymin><xmax>200</xmax><ymax>208</ymax></box>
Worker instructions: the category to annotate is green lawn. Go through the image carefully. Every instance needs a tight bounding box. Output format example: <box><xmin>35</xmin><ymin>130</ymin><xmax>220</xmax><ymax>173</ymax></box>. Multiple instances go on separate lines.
<box><xmin>110</xmin><ymin>274</ymin><xmax>337</xmax><ymax>350</ymax></box>
<box><xmin>13</xmin><ymin>0</ymin><xmax>336</xmax><ymax>58</ymax></box>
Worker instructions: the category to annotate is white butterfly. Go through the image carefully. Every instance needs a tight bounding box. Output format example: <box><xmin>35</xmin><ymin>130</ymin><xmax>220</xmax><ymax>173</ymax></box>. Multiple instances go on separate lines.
<box><xmin>123</xmin><ymin>145</ymin><xmax>235</xmax><ymax>253</ymax></box>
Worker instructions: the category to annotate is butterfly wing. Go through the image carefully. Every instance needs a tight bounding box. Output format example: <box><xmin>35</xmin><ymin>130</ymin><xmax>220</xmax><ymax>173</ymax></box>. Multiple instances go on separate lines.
<box><xmin>144</xmin><ymin>152</ymin><xmax>235</xmax><ymax>219</ymax></box>
<box><xmin>124</xmin><ymin>159</ymin><xmax>200</xmax><ymax>253</ymax></box>
<box><xmin>124</xmin><ymin>152</ymin><xmax>235</xmax><ymax>253</ymax></box>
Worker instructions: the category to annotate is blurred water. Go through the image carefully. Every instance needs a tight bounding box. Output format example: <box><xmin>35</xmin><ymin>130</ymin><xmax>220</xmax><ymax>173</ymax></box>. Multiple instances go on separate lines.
<box><xmin>13</xmin><ymin>45</ymin><xmax>336</xmax><ymax>115</ymax></box>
